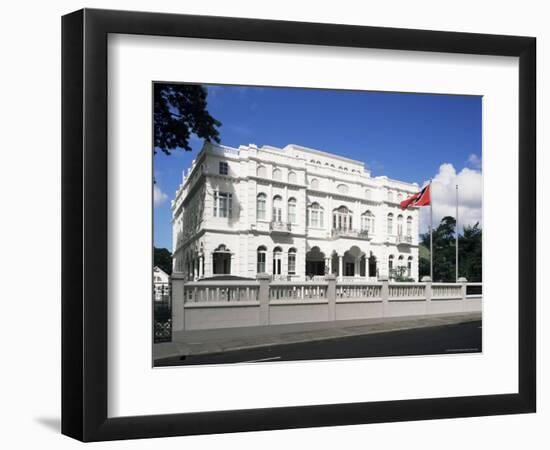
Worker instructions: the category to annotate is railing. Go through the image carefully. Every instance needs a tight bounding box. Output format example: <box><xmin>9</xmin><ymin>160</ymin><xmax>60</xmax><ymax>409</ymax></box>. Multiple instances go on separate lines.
<box><xmin>183</xmin><ymin>280</ymin><xmax>260</xmax><ymax>303</ymax></box>
<box><xmin>270</xmin><ymin>221</ymin><xmax>292</xmax><ymax>232</ymax></box>
<box><xmin>331</xmin><ymin>229</ymin><xmax>371</xmax><ymax>240</ymax></box>
<box><xmin>337</xmin><ymin>283</ymin><xmax>382</xmax><ymax>300</ymax></box>
<box><xmin>270</xmin><ymin>282</ymin><xmax>328</xmax><ymax>301</ymax></box>
<box><xmin>396</xmin><ymin>234</ymin><xmax>413</xmax><ymax>244</ymax></box>
<box><xmin>389</xmin><ymin>283</ymin><xmax>425</xmax><ymax>299</ymax></box>
<box><xmin>171</xmin><ymin>274</ymin><xmax>483</xmax><ymax>331</ymax></box>
<box><xmin>432</xmin><ymin>283</ymin><xmax>462</xmax><ymax>298</ymax></box>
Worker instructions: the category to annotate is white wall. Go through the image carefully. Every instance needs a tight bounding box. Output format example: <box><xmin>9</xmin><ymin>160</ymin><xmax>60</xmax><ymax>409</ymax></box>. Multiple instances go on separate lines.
<box><xmin>0</xmin><ymin>1</ymin><xmax>546</xmax><ymax>449</ymax></box>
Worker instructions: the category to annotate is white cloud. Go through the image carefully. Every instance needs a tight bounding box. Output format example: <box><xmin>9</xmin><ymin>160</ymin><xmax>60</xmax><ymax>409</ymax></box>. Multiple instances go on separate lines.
<box><xmin>154</xmin><ymin>185</ymin><xmax>168</xmax><ymax>208</ymax></box>
<box><xmin>419</xmin><ymin>163</ymin><xmax>482</xmax><ymax>233</ymax></box>
<box><xmin>467</xmin><ymin>153</ymin><xmax>482</xmax><ymax>169</ymax></box>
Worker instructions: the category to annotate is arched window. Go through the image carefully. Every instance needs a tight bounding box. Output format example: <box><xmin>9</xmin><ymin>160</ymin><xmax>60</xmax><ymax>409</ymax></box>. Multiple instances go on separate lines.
<box><xmin>337</xmin><ymin>184</ymin><xmax>349</xmax><ymax>194</ymax></box>
<box><xmin>272</xmin><ymin>168</ymin><xmax>282</xmax><ymax>181</ymax></box>
<box><xmin>388</xmin><ymin>190</ymin><xmax>394</xmax><ymax>203</ymax></box>
<box><xmin>397</xmin><ymin>192</ymin><xmax>403</xmax><ymax>203</ymax></box>
<box><xmin>316</xmin><ymin>160</ymin><xmax>321</xmax><ymax>165</ymax></box>
<box><xmin>288</xmin><ymin>248</ymin><xmax>297</xmax><ymax>275</ymax></box>
<box><xmin>398</xmin><ymin>255</ymin><xmax>404</xmax><ymax>277</ymax></box>
<box><xmin>388</xmin><ymin>254</ymin><xmax>394</xmax><ymax>273</ymax></box>
<box><xmin>387</xmin><ymin>213</ymin><xmax>394</xmax><ymax>235</ymax></box>
<box><xmin>330</xmin><ymin>164</ymin><xmax>335</xmax><ymax>168</ymax></box>
<box><xmin>310</xmin><ymin>178</ymin><xmax>319</xmax><ymax>189</ymax></box>
<box><xmin>256</xmin><ymin>193</ymin><xmax>266</xmax><ymax>220</ymax></box>
<box><xmin>273</xmin><ymin>246</ymin><xmax>282</xmax><ymax>275</ymax></box>
<box><xmin>407</xmin><ymin>216</ymin><xmax>413</xmax><ymax>236</ymax></box>
<box><xmin>213</xmin><ymin>244</ymin><xmax>231</xmax><ymax>275</ymax></box>
<box><xmin>333</xmin><ymin>206</ymin><xmax>352</xmax><ymax>231</ymax></box>
<box><xmin>272</xmin><ymin>195</ymin><xmax>283</xmax><ymax>222</ymax></box>
<box><xmin>365</xmin><ymin>189</ymin><xmax>371</xmax><ymax>200</ymax></box>
<box><xmin>343</xmin><ymin>167</ymin><xmax>348</xmax><ymax>171</ymax></box>
<box><xmin>257</xmin><ymin>246</ymin><xmax>267</xmax><ymax>273</ymax></box>
<box><xmin>308</xmin><ymin>202</ymin><xmax>324</xmax><ymax>228</ymax></box>
<box><xmin>257</xmin><ymin>165</ymin><xmax>267</xmax><ymax>178</ymax></box>
<box><xmin>407</xmin><ymin>256</ymin><xmax>413</xmax><ymax>277</ymax></box>
<box><xmin>361</xmin><ymin>210</ymin><xmax>375</xmax><ymax>234</ymax></box>
<box><xmin>288</xmin><ymin>198</ymin><xmax>297</xmax><ymax>223</ymax></box>
<box><xmin>288</xmin><ymin>171</ymin><xmax>297</xmax><ymax>183</ymax></box>
<box><xmin>397</xmin><ymin>214</ymin><xmax>404</xmax><ymax>235</ymax></box>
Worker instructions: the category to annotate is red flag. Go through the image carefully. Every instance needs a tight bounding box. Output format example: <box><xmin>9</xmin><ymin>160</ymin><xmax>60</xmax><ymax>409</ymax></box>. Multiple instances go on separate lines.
<box><xmin>400</xmin><ymin>183</ymin><xmax>431</xmax><ymax>210</ymax></box>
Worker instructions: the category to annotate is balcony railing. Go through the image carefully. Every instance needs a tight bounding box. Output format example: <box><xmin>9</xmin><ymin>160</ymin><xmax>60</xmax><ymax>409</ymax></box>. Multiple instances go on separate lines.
<box><xmin>331</xmin><ymin>228</ymin><xmax>371</xmax><ymax>240</ymax></box>
<box><xmin>270</xmin><ymin>221</ymin><xmax>292</xmax><ymax>233</ymax></box>
<box><xmin>396</xmin><ymin>234</ymin><xmax>413</xmax><ymax>244</ymax></box>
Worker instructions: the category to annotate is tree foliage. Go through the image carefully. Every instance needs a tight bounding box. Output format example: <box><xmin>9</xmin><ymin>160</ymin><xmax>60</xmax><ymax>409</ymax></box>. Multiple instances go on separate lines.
<box><xmin>419</xmin><ymin>216</ymin><xmax>482</xmax><ymax>282</ymax></box>
<box><xmin>154</xmin><ymin>247</ymin><xmax>172</xmax><ymax>275</ymax></box>
<box><xmin>154</xmin><ymin>83</ymin><xmax>221</xmax><ymax>155</ymax></box>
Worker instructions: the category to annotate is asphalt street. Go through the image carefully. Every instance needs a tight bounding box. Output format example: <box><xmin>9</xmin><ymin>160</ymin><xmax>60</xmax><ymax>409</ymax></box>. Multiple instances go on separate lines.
<box><xmin>156</xmin><ymin>320</ymin><xmax>481</xmax><ymax>367</ymax></box>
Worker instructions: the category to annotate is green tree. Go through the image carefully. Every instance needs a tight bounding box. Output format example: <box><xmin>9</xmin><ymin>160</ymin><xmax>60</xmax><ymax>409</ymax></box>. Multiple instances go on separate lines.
<box><xmin>154</xmin><ymin>247</ymin><xmax>172</xmax><ymax>275</ymax></box>
<box><xmin>154</xmin><ymin>83</ymin><xmax>222</xmax><ymax>155</ymax></box>
<box><xmin>419</xmin><ymin>216</ymin><xmax>482</xmax><ymax>282</ymax></box>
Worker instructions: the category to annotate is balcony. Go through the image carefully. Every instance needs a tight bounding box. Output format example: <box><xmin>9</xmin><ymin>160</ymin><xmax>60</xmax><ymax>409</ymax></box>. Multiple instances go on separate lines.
<box><xmin>331</xmin><ymin>229</ymin><xmax>371</xmax><ymax>240</ymax></box>
<box><xmin>396</xmin><ymin>234</ymin><xmax>413</xmax><ymax>245</ymax></box>
<box><xmin>270</xmin><ymin>221</ymin><xmax>292</xmax><ymax>233</ymax></box>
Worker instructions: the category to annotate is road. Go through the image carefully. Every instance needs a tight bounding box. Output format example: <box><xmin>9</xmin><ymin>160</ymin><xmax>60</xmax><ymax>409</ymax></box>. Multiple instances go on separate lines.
<box><xmin>156</xmin><ymin>320</ymin><xmax>481</xmax><ymax>367</ymax></box>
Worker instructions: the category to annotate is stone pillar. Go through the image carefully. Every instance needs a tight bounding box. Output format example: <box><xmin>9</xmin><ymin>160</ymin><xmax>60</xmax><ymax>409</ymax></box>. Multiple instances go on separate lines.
<box><xmin>366</xmin><ymin>257</ymin><xmax>370</xmax><ymax>278</ymax></box>
<box><xmin>338</xmin><ymin>255</ymin><xmax>343</xmax><ymax>278</ymax></box>
<box><xmin>257</xmin><ymin>273</ymin><xmax>271</xmax><ymax>326</ymax></box>
<box><xmin>193</xmin><ymin>259</ymin><xmax>198</xmax><ymax>280</ymax></box>
<box><xmin>380</xmin><ymin>275</ymin><xmax>389</xmax><ymax>317</ymax></box>
<box><xmin>326</xmin><ymin>273</ymin><xmax>337</xmax><ymax>321</ymax></box>
<box><xmin>422</xmin><ymin>275</ymin><xmax>432</xmax><ymax>314</ymax></box>
<box><xmin>171</xmin><ymin>273</ymin><xmax>186</xmax><ymax>332</ymax></box>
<box><xmin>458</xmin><ymin>277</ymin><xmax>468</xmax><ymax>311</ymax></box>
<box><xmin>354</xmin><ymin>257</ymin><xmax>360</xmax><ymax>278</ymax></box>
<box><xmin>328</xmin><ymin>256</ymin><xmax>333</xmax><ymax>274</ymax></box>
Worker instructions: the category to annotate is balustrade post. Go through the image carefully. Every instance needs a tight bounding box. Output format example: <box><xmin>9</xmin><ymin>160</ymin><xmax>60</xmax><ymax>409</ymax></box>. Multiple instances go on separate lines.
<box><xmin>257</xmin><ymin>273</ymin><xmax>271</xmax><ymax>326</ymax></box>
<box><xmin>380</xmin><ymin>275</ymin><xmax>389</xmax><ymax>317</ymax></box>
<box><xmin>326</xmin><ymin>273</ymin><xmax>337</xmax><ymax>321</ymax></box>
<box><xmin>421</xmin><ymin>275</ymin><xmax>432</xmax><ymax>314</ymax></box>
<box><xmin>458</xmin><ymin>277</ymin><xmax>468</xmax><ymax>311</ymax></box>
<box><xmin>171</xmin><ymin>273</ymin><xmax>186</xmax><ymax>332</ymax></box>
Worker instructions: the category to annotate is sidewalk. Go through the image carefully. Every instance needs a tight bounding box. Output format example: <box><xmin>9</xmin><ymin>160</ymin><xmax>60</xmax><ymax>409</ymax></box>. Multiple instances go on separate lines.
<box><xmin>153</xmin><ymin>312</ymin><xmax>481</xmax><ymax>361</ymax></box>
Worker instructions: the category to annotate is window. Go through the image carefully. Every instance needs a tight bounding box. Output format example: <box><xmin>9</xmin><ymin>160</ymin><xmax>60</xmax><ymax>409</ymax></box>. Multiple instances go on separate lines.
<box><xmin>288</xmin><ymin>248</ymin><xmax>297</xmax><ymax>275</ymax></box>
<box><xmin>361</xmin><ymin>210</ymin><xmax>375</xmax><ymax>233</ymax></box>
<box><xmin>288</xmin><ymin>171</ymin><xmax>297</xmax><ymax>183</ymax></box>
<box><xmin>388</xmin><ymin>190</ymin><xmax>394</xmax><ymax>202</ymax></box>
<box><xmin>407</xmin><ymin>216</ymin><xmax>413</xmax><ymax>236</ymax></box>
<box><xmin>387</xmin><ymin>213</ymin><xmax>394</xmax><ymax>235</ymax></box>
<box><xmin>273</xmin><ymin>247</ymin><xmax>282</xmax><ymax>275</ymax></box>
<box><xmin>257</xmin><ymin>165</ymin><xmax>267</xmax><ymax>177</ymax></box>
<box><xmin>389</xmin><ymin>255</ymin><xmax>394</xmax><ymax>272</ymax></box>
<box><xmin>257</xmin><ymin>246</ymin><xmax>267</xmax><ymax>273</ymax></box>
<box><xmin>272</xmin><ymin>168</ymin><xmax>282</xmax><ymax>181</ymax></box>
<box><xmin>333</xmin><ymin>206</ymin><xmax>352</xmax><ymax>231</ymax></box>
<box><xmin>310</xmin><ymin>178</ymin><xmax>319</xmax><ymax>189</ymax></box>
<box><xmin>219</xmin><ymin>161</ymin><xmax>228</xmax><ymax>175</ymax></box>
<box><xmin>213</xmin><ymin>191</ymin><xmax>232</xmax><ymax>218</ymax></box>
<box><xmin>407</xmin><ymin>256</ymin><xmax>413</xmax><ymax>276</ymax></box>
<box><xmin>213</xmin><ymin>244</ymin><xmax>231</xmax><ymax>275</ymax></box>
<box><xmin>397</xmin><ymin>214</ymin><xmax>404</xmax><ymax>235</ymax></box>
<box><xmin>397</xmin><ymin>192</ymin><xmax>403</xmax><ymax>203</ymax></box>
<box><xmin>308</xmin><ymin>202</ymin><xmax>324</xmax><ymax>228</ymax></box>
<box><xmin>256</xmin><ymin>193</ymin><xmax>266</xmax><ymax>220</ymax></box>
<box><xmin>365</xmin><ymin>189</ymin><xmax>371</xmax><ymax>200</ymax></box>
<box><xmin>337</xmin><ymin>184</ymin><xmax>349</xmax><ymax>194</ymax></box>
<box><xmin>272</xmin><ymin>195</ymin><xmax>283</xmax><ymax>222</ymax></box>
<box><xmin>288</xmin><ymin>198</ymin><xmax>297</xmax><ymax>223</ymax></box>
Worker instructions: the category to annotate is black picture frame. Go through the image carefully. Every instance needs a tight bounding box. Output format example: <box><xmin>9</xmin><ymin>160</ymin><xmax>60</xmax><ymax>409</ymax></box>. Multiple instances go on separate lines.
<box><xmin>62</xmin><ymin>8</ymin><xmax>536</xmax><ymax>442</ymax></box>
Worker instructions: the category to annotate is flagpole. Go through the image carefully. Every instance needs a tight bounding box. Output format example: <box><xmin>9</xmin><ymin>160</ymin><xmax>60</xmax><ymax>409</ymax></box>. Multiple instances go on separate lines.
<box><xmin>429</xmin><ymin>180</ymin><xmax>433</xmax><ymax>281</ymax></box>
<box><xmin>456</xmin><ymin>184</ymin><xmax>459</xmax><ymax>282</ymax></box>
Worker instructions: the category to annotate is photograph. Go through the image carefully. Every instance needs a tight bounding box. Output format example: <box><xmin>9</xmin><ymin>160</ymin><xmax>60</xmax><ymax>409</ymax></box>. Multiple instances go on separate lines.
<box><xmin>152</xmin><ymin>83</ymin><xmax>483</xmax><ymax>367</ymax></box>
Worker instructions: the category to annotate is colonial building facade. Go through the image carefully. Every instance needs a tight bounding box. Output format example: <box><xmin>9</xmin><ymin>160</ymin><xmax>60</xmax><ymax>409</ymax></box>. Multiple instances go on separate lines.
<box><xmin>172</xmin><ymin>142</ymin><xmax>420</xmax><ymax>281</ymax></box>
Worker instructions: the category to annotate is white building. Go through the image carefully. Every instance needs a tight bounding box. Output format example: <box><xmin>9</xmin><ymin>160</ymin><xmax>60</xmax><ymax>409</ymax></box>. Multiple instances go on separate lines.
<box><xmin>172</xmin><ymin>142</ymin><xmax>420</xmax><ymax>282</ymax></box>
<box><xmin>153</xmin><ymin>266</ymin><xmax>170</xmax><ymax>302</ymax></box>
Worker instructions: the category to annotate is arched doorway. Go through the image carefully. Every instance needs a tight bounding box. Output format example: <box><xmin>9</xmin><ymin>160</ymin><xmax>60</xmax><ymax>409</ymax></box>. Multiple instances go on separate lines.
<box><xmin>306</xmin><ymin>246</ymin><xmax>326</xmax><ymax>277</ymax></box>
<box><xmin>212</xmin><ymin>244</ymin><xmax>232</xmax><ymax>275</ymax></box>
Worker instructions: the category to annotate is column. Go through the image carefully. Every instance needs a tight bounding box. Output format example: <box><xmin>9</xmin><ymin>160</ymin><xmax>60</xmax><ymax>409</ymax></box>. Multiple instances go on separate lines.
<box><xmin>328</xmin><ymin>256</ymin><xmax>333</xmax><ymax>274</ymax></box>
<box><xmin>366</xmin><ymin>256</ymin><xmax>370</xmax><ymax>279</ymax></box>
<box><xmin>193</xmin><ymin>258</ymin><xmax>198</xmax><ymax>280</ymax></box>
<box><xmin>338</xmin><ymin>255</ymin><xmax>343</xmax><ymax>278</ymax></box>
<box><xmin>198</xmin><ymin>255</ymin><xmax>204</xmax><ymax>278</ymax></box>
<box><xmin>354</xmin><ymin>257</ymin><xmax>360</xmax><ymax>278</ymax></box>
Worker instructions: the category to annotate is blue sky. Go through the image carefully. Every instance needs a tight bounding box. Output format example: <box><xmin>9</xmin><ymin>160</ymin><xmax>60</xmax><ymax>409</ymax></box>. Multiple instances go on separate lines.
<box><xmin>154</xmin><ymin>85</ymin><xmax>482</xmax><ymax>250</ymax></box>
